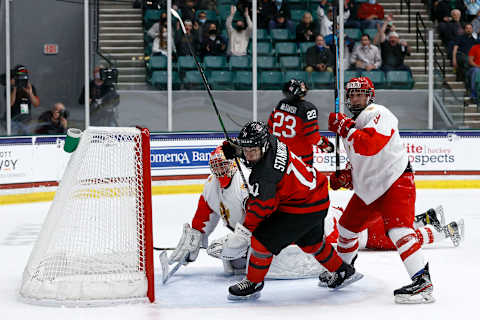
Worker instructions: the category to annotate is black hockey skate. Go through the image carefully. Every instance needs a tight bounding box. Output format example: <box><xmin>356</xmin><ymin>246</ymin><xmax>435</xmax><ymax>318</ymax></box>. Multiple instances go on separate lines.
<box><xmin>394</xmin><ymin>263</ymin><xmax>434</xmax><ymax>304</ymax></box>
<box><xmin>325</xmin><ymin>262</ymin><xmax>363</xmax><ymax>289</ymax></box>
<box><xmin>414</xmin><ymin>206</ymin><xmax>445</xmax><ymax>232</ymax></box>
<box><xmin>228</xmin><ymin>278</ymin><xmax>264</xmax><ymax>301</ymax></box>
<box><xmin>443</xmin><ymin>219</ymin><xmax>465</xmax><ymax>247</ymax></box>
<box><xmin>318</xmin><ymin>255</ymin><xmax>358</xmax><ymax>288</ymax></box>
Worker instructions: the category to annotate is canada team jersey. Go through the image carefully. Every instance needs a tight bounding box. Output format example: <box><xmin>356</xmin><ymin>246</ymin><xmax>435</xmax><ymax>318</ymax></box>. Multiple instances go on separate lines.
<box><xmin>244</xmin><ymin>137</ymin><xmax>330</xmax><ymax>232</ymax></box>
<box><xmin>191</xmin><ymin>168</ymin><xmax>250</xmax><ymax>236</ymax></box>
<box><xmin>267</xmin><ymin>98</ymin><xmax>322</xmax><ymax>165</ymax></box>
<box><xmin>342</xmin><ymin>103</ymin><xmax>408</xmax><ymax>204</ymax></box>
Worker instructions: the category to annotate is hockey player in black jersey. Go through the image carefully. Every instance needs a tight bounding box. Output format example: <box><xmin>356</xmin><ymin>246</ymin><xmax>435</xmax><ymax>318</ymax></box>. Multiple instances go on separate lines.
<box><xmin>221</xmin><ymin>121</ymin><xmax>362</xmax><ymax>300</ymax></box>
<box><xmin>267</xmin><ymin>79</ymin><xmax>333</xmax><ymax>166</ymax></box>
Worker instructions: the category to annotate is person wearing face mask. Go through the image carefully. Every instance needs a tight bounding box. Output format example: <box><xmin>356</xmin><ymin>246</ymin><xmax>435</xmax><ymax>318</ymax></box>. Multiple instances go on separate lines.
<box><xmin>152</xmin><ymin>26</ymin><xmax>174</xmax><ymax>57</ymax></box>
<box><xmin>226</xmin><ymin>5</ymin><xmax>252</xmax><ymax>56</ymax></box>
<box><xmin>78</xmin><ymin>65</ymin><xmax>120</xmax><ymax>126</ymax></box>
<box><xmin>305</xmin><ymin>35</ymin><xmax>333</xmax><ymax>73</ymax></box>
<box><xmin>201</xmin><ymin>25</ymin><xmax>227</xmax><ymax>57</ymax></box>
<box><xmin>357</xmin><ymin>0</ymin><xmax>385</xmax><ymax>30</ymax></box>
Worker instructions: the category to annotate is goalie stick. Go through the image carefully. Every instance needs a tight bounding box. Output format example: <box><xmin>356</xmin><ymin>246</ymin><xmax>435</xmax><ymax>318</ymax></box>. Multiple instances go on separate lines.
<box><xmin>170</xmin><ymin>8</ymin><xmax>251</xmax><ymax>195</ymax></box>
<box><xmin>159</xmin><ymin>250</ymin><xmax>187</xmax><ymax>284</ymax></box>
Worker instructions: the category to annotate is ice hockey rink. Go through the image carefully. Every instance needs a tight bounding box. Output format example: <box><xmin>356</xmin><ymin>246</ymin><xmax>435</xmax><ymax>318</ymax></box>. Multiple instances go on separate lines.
<box><xmin>1</xmin><ymin>188</ymin><xmax>479</xmax><ymax>320</ymax></box>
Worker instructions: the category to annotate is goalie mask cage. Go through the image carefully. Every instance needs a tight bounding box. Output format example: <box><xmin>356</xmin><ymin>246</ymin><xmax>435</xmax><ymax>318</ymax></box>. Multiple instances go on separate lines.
<box><xmin>19</xmin><ymin>127</ymin><xmax>154</xmax><ymax>306</ymax></box>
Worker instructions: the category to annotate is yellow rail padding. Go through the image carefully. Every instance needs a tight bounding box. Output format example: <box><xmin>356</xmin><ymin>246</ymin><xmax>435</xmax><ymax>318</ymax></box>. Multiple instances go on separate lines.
<box><xmin>1</xmin><ymin>180</ymin><xmax>479</xmax><ymax>206</ymax></box>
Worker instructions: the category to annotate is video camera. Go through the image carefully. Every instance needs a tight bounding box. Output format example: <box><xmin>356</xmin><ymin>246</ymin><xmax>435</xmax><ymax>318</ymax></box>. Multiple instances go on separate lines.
<box><xmin>59</xmin><ymin>109</ymin><xmax>69</xmax><ymax>119</ymax></box>
<box><xmin>15</xmin><ymin>67</ymin><xmax>29</xmax><ymax>89</ymax></box>
<box><xmin>100</xmin><ymin>68</ymin><xmax>118</xmax><ymax>86</ymax></box>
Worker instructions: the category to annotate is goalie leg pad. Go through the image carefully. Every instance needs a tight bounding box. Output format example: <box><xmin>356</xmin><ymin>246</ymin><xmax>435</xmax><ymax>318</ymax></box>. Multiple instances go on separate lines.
<box><xmin>221</xmin><ymin>223</ymin><xmax>251</xmax><ymax>260</ymax></box>
<box><xmin>169</xmin><ymin>223</ymin><xmax>203</xmax><ymax>265</ymax></box>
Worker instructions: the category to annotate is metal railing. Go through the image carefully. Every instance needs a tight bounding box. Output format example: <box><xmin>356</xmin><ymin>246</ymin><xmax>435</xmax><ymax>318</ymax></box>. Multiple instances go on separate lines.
<box><xmin>400</xmin><ymin>0</ymin><xmax>412</xmax><ymax>33</ymax></box>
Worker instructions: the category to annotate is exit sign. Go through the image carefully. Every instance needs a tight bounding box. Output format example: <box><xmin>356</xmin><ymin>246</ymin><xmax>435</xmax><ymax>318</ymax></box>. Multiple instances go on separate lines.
<box><xmin>43</xmin><ymin>44</ymin><xmax>58</xmax><ymax>55</ymax></box>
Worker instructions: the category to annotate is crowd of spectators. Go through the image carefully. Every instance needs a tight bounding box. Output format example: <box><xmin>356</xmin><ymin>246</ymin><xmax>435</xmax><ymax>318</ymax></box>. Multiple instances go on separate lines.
<box><xmin>143</xmin><ymin>0</ymin><xmax>413</xmax><ymax>89</ymax></box>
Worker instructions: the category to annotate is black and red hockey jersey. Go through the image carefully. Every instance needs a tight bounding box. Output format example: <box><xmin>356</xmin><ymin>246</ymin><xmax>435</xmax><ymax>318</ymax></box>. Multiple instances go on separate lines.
<box><xmin>243</xmin><ymin>136</ymin><xmax>330</xmax><ymax>232</ymax></box>
<box><xmin>267</xmin><ymin>98</ymin><xmax>323</xmax><ymax>165</ymax></box>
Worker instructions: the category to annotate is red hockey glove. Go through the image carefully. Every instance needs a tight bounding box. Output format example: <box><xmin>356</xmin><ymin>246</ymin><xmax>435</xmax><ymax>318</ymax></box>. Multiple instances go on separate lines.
<box><xmin>221</xmin><ymin>139</ymin><xmax>242</xmax><ymax>159</ymax></box>
<box><xmin>329</xmin><ymin>168</ymin><xmax>353</xmax><ymax>190</ymax></box>
<box><xmin>328</xmin><ymin>113</ymin><xmax>355</xmax><ymax>138</ymax></box>
<box><xmin>318</xmin><ymin>136</ymin><xmax>334</xmax><ymax>153</ymax></box>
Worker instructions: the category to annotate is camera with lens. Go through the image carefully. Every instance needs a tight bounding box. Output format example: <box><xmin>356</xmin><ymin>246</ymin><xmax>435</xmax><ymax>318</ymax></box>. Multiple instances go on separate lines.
<box><xmin>59</xmin><ymin>109</ymin><xmax>69</xmax><ymax>119</ymax></box>
<box><xmin>15</xmin><ymin>69</ymin><xmax>29</xmax><ymax>89</ymax></box>
<box><xmin>100</xmin><ymin>68</ymin><xmax>118</xmax><ymax>86</ymax></box>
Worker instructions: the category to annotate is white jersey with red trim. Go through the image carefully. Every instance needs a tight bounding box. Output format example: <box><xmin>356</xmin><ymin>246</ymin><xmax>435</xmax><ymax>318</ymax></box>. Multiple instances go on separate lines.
<box><xmin>202</xmin><ymin>169</ymin><xmax>250</xmax><ymax>233</ymax></box>
<box><xmin>343</xmin><ymin>103</ymin><xmax>408</xmax><ymax>205</ymax></box>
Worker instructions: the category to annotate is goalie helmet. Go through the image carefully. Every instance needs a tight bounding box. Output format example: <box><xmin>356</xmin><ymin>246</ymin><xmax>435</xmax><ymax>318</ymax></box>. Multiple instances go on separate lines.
<box><xmin>345</xmin><ymin>77</ymin><xmax>375</xmax><ymax>117</ymax></box>
<box><xmin>282</xmin><ymin>79</ymin><xmax>308</xmax><ymax>100</ymax></box>
<box><xmin>209</xmin><ymin>146</ymin><xmax>237</xmax><ymax>188</ymax></box>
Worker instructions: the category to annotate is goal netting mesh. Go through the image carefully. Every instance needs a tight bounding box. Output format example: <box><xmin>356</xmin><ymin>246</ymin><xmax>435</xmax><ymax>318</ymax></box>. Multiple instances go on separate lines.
<box><xmin>19</xmin><ymin>127</ymin><xmax>154</xmax><ymax>306</ymax></box>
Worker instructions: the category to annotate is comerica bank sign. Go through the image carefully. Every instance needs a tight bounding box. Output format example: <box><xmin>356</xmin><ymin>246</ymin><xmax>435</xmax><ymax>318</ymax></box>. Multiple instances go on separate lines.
<box><xmin>150</xmin><ymin>146</ymin><xmax>216</xmax><ymax>169</ymax></box>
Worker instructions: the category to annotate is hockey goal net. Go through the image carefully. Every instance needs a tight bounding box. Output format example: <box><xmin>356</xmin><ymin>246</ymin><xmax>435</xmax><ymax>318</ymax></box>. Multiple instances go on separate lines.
<box><xmin>19</xmin><ymin>127</ymin><xmax>154</xmax><ymax>306</ymax></box>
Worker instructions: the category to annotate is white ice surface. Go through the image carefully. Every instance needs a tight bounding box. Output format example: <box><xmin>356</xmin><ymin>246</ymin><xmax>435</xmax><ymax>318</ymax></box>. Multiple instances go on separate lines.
<box><xmin>1</xmin><ymin>189</ymin><xmax>479</xmax><ymax>320</ymax></box>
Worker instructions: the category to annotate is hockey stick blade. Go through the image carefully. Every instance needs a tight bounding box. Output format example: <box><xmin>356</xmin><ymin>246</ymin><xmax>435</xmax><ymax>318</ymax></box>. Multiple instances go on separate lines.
<box><xmin>159</xmin><ymin>250</ymin><xmax>187</xmax><ymax>284</ymax></box>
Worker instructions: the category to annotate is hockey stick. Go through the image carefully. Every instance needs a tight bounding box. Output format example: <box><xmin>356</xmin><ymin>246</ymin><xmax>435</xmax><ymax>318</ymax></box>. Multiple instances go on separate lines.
<box><xmin>159</xmin><ymin>250</ymin><xmax>187</xmax><ymax>284</ymax></box>
<box><xmin>332</xmin><ymin>7</ymin><xmax>341</xmax><ymax>175</ymax></box>
<box><xmin>153</xmin><ymin>246</ymin><xmax>175</xmax><ymax>251</ymax></box>
<box><xmin>170</xmin><ymin>8</ymin><xmax>251</xmax><ymax>194</ymax></box>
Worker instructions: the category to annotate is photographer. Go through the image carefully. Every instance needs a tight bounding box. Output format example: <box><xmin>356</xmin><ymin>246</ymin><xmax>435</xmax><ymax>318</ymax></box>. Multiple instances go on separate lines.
<box><xmin>35</xmin><ymin>102</ymin><xmax>68</xmax><ymax>134</ymax></box>
<box><xmin>8</xmin><ymin>65</ymin><xmax>40</xmax><ymax>135</ymax></box>
<box><xmin>78</xmin><ymin>65</ymin><xmax>120</xmax><ymax>127</ymax></box>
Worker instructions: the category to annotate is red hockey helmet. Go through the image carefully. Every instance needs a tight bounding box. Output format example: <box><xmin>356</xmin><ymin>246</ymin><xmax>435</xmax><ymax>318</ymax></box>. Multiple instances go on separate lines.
<box><xmin>209</xmin><ymin>146</ymin><xmax>237</xmax><ymax>188</ymax></box>
<box><xmin>345</xmin><ymin>77</ymin><xmax>375</xmax><ymax>116</ymax></box>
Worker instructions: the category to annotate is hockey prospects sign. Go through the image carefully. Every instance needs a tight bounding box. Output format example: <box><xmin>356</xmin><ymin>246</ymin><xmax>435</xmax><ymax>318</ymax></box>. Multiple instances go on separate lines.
<box><xmin>0</xmin><ymin>132</ymin><xmax>479</xmax><ymax>185</ymax></box>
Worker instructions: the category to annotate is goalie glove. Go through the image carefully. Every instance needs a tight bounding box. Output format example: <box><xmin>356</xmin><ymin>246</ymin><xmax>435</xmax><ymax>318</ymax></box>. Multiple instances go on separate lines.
<box><xmin>169</xmin><ymin>223</ymin><xmax>204</xmax><ymax>265</ymax></box>
<box><xmin>220</xmin><ymin>223</ymin><xmax>251</xmax><ymax>260</ymax></box>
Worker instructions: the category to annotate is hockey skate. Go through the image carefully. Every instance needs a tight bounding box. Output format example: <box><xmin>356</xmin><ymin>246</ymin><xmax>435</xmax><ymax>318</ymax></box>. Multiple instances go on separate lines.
<box><xmin>323</xmin><ymin>262</ymin><xmax>363</xmax><ymax>289</ymax></box>
<box><xmin>394</xmin><ymin>263</ymin><xmax>434</xmax><ymax>304</ymax></box>
<box><xmin>444</xmin><ymin>218</ymin><xmax>465</xmax><ymax>247</ymax></box>
<box><xmin>318</xmin><ymin>255</ymin><xmax>358</xmax><ymax>288</ymax></box>
<box><xmin>414</xmin><ymin>206</ymin><xmax>445</xmax><ymax>232</ymax></box>
<box><xmin>228</xmin><ymin>278</ymin><xmax>264</xmax><ymax>301</ymax></box>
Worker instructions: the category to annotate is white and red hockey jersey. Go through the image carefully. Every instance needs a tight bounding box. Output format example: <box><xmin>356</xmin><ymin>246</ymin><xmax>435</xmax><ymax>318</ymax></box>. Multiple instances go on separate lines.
<box><xmin>191</xmin><ymin>168</ymin><xmax>250</xmax><ymax>237</ymax></box>
<box><xmin>342</xmin><ymin>103</ymin><xmax>408</xmax><ymax>205</ymax></box>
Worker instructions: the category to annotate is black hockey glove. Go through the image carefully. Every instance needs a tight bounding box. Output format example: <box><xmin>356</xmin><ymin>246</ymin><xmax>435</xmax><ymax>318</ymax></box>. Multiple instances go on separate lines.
<box><xmin>222</xmin><ymin>139</ymin><xmax>242</xmax><ymax>159</ymax></box>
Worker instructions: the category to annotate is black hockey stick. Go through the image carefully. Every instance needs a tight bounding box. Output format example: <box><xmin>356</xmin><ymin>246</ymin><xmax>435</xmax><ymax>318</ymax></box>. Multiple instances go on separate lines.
<box><xmin>153</xmin><ymin>246</ymin><xmax>175</xmax><ymax>251</ymax></box>
<box><xmin>332</xmin><ymin>7</ymin><xmax>341</xmax><ymax>175</ymax></box>
<box><xmin>170</xmin><ymin>8</ymin><xmax>250</xmax><ymax>192</ymax></box>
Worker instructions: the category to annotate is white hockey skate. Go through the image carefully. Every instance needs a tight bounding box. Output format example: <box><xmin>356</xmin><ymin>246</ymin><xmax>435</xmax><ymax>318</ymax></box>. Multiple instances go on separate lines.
<box><xmin>444</xmin><ymin>218</ymin><xmax>465</xmax><ymax>247</ymax></box>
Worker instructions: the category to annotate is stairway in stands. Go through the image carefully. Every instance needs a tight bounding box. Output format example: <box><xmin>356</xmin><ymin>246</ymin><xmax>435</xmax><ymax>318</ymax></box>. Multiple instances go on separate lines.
<box><xmin>98</xmin><ymin>0</ymin><xmax>148</xmax><ymax>90</ymax></box>
<box><xmin>382</xmin><ymin>0</ymin><xmax>480</xmax><ymax>128</ymax></box>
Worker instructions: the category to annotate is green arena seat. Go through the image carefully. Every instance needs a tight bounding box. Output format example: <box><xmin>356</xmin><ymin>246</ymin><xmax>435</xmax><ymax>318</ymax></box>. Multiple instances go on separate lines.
<box><xmin>183</xmin><ymin>70</ymin><xmax>205</xmax><ymax>90</ymax></box>
<box><xmin>257</xmin><ymin>42</ymin><xmax>273</xmax><ymax>55</ymax></box>
<box><xmin>363</xmin><ymin>28</ymin><xmax>378</xmax><ymax>41</ymax></box>
<box><xmin>203</xmin><ymin>56</ymin><xmax>227</xmax><ymax>70</ymax></box>
<box><xmin>270</xmin><ymin>29</ymin><xmax>294</xmax><ymax>42</ymax></box>
<box><xmin>234</xmin><ymin>71</ymin><xmax>253</xmax><ymax>90</ymax></box>
<box><xmin>299</xmin><ymin>42</ymin><xmax>314</xmax><ymax>56</ymax></box>
<box><xmin>344</xmin><ymin>70</ymin><xmax>361</xmax><ymax>83</ymax></box>
<box><xmin>150</xmin><ymin>71</ymin><xmax>181</xmax><ymax>90</ymax></box>
<box><xmin>284</xmin><ymin>70</ymin><xmax>309</xmax><ymax>83</ymax></box>
<box><xmin>386</xmin><ymin>70</ymin><xmax>414</xmax><ymax>89</ymax></box>
<box><xmin>257</xmin><ymin>29</ymin><xmax>271</xmax><ymax>42</ymax></box>
<box><xmin>280</xmin><ymin>56</ymin><xmax>302</xmax><ymax>70</ymax></box>
<box><xmin>257</xmin><ymin>56</ymin><xmax>277</xmax><ymax>71</ymax></box>
<box><xmin>230</xmin><ymin>55</ymin><xmax>251</xmax><ymax>70</ymax></box>
<box><xmin>260</xmin><ymin>71</ymin><xmax>284</xmax><ymax>90</ymax></box>
<box><xmin>345</xmin><ymin>28</ymin><xmax>362</xmax><ymax>41</ymax></box>
<box><xmin>275</xmin><ymin>42</ymin><xmax>298</xmax><ymax>56</ymax></box>
<box><xmin>361</xmin><ymin>70</ymin><xmax>386</xmax><ymax>89</ymax></box>
<box><xmin>177</xmin><ymin>56</ymin><xmax>197</xmax><ymax>72</ymax></box>
<box><xmin>291</xmin><ymin>10</ymin><xmax>309</xmax><ymax>22</ymax></box>
<box><xmin>287</xmin><ymin>0</ymin><xmax>307</xmax><ymax>10</ymax></box>
<box><xmin>144</xmin><ymin>9</ymin><xmax>164</xmax><ymax>30</ymax></box>
<box><xmin>311</xmin><ymin>71</ymin><xmax>334</xmax><ymax>89</ymax></box>
<box><xmin>148</xmin><ymin>55</ymin><xmax>167</xmax><ymax>71</ymax></box>
<box><xmin>210</xmin><ymin>70</ymin><xmax>234</xmax><ymax>90</ymax></box>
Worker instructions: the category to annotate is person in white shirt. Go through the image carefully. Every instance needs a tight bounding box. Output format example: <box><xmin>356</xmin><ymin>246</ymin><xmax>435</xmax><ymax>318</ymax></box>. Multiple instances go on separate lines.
<box><xmin>327</xmin><ymin>77</ymin><xmax>434</xmax><ymax>304</ymax></box>
<box><xmin>226</xmin><ymin>6</ymin><xmax>252</xmax><ymax>56</ymax></box>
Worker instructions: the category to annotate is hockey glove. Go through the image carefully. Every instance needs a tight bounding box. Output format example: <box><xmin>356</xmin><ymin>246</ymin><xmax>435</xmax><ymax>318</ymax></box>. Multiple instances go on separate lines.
<box><xmin>318</xmin><ymin>136</ymin><xmax>334</xmax><ymax>153</ymax></box>
<box><xmin>220</xmin><ymin>223</ymin><xmax>251</xmax><ymax>260</ymax></box>
<box><xmin>169</xmin><ymin>223</ymin><xmax>204</xmax><ymax>265</ymax></box>
<box><xmin>328</xmin><ymin>113</ymin><xmax>355</xmax><ymax>138</ymax></box>
<box><xmin>222</xmin><ymin>139</ymin><xmax>242</xmax><ymax>160</ymax></box>
<box><xmin>330</xmin><ymin>166</ymin><xmax>353</xmax><ymax>190</ymax></box>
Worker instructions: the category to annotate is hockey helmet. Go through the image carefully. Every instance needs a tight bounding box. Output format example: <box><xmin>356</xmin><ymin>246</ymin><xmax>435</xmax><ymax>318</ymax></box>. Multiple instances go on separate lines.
<box><xmin>282</xmin><ymin>79</ymin><xmax>308</xmax><ymax>100</ymax></box>
<box><xmin>209</xmin><ymin>146</ymin><xmax>237</xmax><ymax>188</ymax></box>
<box><xmin>345</xmin><ymin>77</ymin><xmax>375</xmax><ymax>117</ymax></box>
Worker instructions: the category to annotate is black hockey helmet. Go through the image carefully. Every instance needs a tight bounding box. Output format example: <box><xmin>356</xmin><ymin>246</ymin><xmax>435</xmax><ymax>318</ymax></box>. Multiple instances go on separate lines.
<box><xmin>282</xmin><ymin>79</ymin><xmax>308</xmax><ymax>100</ymax></box>
<box><xmin>238</xmin><ymin>121</ymin><xmax>270</xmax><ymax>152</ymax></box>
